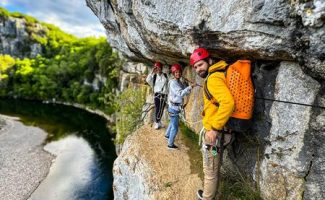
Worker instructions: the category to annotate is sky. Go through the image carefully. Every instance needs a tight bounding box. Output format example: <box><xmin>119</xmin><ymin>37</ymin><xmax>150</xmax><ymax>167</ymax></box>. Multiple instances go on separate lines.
<box><xmin>0</xmin><ymin>0</ymin><xmax>106</xmax><ymax>38</ymax></box>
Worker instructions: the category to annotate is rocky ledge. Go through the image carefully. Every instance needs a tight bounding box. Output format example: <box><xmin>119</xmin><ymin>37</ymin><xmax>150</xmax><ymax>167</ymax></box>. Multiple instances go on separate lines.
<box><xmin>113</xmin><ymin>125</ymin><xmax>202</xmax><ymax>200</ymax></box>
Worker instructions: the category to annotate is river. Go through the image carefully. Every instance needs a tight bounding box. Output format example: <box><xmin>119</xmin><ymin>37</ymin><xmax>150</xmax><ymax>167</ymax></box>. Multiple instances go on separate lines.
<box><xmin>0</xmin><ymin>98</ymin><xmax>116</xmax><ymax>200</ymax></box>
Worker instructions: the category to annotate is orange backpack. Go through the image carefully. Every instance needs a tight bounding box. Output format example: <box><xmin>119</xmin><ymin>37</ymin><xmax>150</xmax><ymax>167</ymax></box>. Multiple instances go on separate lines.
<box><xmin>204</xmin><ymin>60</ymin><xmax>254</xmax><ymax>129</ymax></box>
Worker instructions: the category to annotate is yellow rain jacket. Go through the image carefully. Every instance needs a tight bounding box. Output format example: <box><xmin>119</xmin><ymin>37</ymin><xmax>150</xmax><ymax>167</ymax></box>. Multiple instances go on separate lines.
<box><xmin>202</xmin><ymin>61</ymin><xmax>235</xmax><ymax>131</ymax></box>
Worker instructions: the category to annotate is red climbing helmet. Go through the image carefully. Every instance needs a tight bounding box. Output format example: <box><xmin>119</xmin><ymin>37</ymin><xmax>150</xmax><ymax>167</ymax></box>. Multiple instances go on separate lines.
<box><xmin>171</xmin><ymin>64</ymin><xmax>182</xmax><ymax>73</ymax></box>
<box><xmin>154</xmin><ymin>61</ymin><xmax>162</xmax><ymax>68</ymax></box>
<box><xmin>190</xmin><ymin>47</ymin><xmax>210</xmax><ymax>66</ymax></box>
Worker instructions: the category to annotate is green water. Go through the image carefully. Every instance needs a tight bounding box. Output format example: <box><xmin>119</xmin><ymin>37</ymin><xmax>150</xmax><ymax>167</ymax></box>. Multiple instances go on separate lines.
<box><xmin>0</xmin><ymin>98</ymin><xmax>116</xmax><ymax>200</ymax></box>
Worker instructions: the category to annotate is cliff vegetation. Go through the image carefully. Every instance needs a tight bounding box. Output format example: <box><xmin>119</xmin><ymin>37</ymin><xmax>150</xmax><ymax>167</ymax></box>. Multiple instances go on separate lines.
<box><xmin>0</xmin><ymin>7</ymin><xmax>123</xmax><ymax>114</ymax></box>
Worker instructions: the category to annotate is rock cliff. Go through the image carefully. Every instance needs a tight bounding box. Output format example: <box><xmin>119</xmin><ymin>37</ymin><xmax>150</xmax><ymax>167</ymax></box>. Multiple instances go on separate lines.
<box><xmin>86</xmin><ymin>0</ymin><xmax>325</xmax><ymax>199</ymax></box>
<box><xmin>113</xmin><ymin>125</ymin><xmax>202</xmax><ymax>200</ymax></box>
<box><xmin>0</xmin><ymin>16</ymin><xmax>44</xmax><ymax>58</ymax></box>
<box><xmin>87</xmin><ymin>0</ymin><xmax>325</xmax><ymax>79</ymax></box>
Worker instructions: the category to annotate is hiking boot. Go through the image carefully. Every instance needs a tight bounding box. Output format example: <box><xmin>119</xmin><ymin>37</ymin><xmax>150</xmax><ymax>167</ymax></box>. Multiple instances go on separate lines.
<box><xmin>167</xmin><ymin>144</ymin><xmax>178</xmax><ymax>149</ymax></box>
<box><xmin>197</xmin><ymin>189</ymin><xmax>203</xmax><ymax>200</ymax></box>
<box><xmin>158</xmin><ymin>121</ymin><xmax>164</xmax><ymax>128</ymax></box>
<box><xmin>154</xmin><ymin>122</ymin><xmax>159</xmax><ymax>130</ymax></box>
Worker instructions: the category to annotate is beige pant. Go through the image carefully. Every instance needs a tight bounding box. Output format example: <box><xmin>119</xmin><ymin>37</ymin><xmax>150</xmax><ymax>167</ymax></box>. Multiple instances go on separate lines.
<box><xmin>202</xmin><ymin>143</ymin><xmax>219</xmax><ymax>200</ymax></box>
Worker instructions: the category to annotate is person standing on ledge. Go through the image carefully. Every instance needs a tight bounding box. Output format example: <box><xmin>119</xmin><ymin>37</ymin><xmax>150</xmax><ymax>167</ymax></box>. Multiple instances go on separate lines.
<box><xmin>190</xmin><ymin>48</ymin><xmax>235</xmax><ymax>200</ymax></box>
<box><xmin>165</xmin><ymin>63</ymin><xmax>196</xmax><ymax>149</ymax></box>
<box><xmin>146</xmin><ymin>61</ymin><xmax>169</xmax><ymax>130</ymax></box>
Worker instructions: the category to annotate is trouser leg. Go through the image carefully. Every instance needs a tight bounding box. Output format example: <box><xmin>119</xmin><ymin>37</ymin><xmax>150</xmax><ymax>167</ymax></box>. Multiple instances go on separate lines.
<box><xmin>156</xmin><ymin>94</ymin><xmax>166</xmax><ymax>122</ymax></box>
<box><xmin>165</xmin><ymin>116</ymin><xmax>172</xmax><ymax>137</ymax></box>
<box><xmin>154</xmin><ymin>93</ymin><xmax>160</xmax><ymax>123</ymax></box>
<box><xmin>168</xmin><ymin>113</ymin><xmax>179</xmax><ymax>146</ymax></box>
<box><xmin>202</xmin><ymin>144</ymin><xmax>219</xmax><ymax>200</ymax></box>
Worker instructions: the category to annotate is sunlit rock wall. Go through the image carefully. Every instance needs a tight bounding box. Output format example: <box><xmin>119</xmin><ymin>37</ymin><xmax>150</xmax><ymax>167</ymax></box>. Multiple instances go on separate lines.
<box><xmin>0</xmin><ymin>16</ymin><xmax>44</xmax><ymax>58</ymax></box>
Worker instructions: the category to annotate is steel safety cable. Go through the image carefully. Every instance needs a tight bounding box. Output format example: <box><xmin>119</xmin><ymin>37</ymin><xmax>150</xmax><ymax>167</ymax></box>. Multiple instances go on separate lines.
<box><xmin>255</xmin><ymin>97</ymin><xmax>325</xmax><ymax>109</ymax></box>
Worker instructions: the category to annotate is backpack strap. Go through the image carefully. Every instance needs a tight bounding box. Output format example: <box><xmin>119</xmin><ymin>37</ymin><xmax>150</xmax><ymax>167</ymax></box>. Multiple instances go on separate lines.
<box><xmin>203</xmin><ymin>68</ymin><xmax>227</xmax><ymax>106</ymax></box>
<box><xmin>163</xmin><ymin>73</ymin><xmax>168</xmax><ymax>80</ymax></box>
<box><xmin>153</xmin><ymin>74</ymin><xmax>157</xmax><ymax>87</ymax></box>
<box><xmin>153</xmin><ymin>73</ymin><xmax>168</xmax><ymax>88</ymax></box>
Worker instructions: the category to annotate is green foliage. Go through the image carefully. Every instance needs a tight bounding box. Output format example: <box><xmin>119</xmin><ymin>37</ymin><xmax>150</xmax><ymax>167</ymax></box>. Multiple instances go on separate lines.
<box><xmin>219</xmin><ymin>175</ymin><xmax>262</xmax><ymax>200</ymax></box>
<box><xmin>0</xmin><ymin>9</ymin><xmax>123</xmax><ymax>116</ymax></box>
<box><xmin>0</xmin><ymin>54</ymin><xmax>15</xmax><ymax>73</ymax></box>
<box><xmin>115</xmin><ymin>86</ymin><xmax>147</xmax><ymax>144</ymax></box>
<box><xmin>179</xmin><ymin>122</ymin><xmax>203</xmax><ymax>179</ymax></box>
<box><xmin>0</xmin><ymin>54</ymin><xmax>12</xmax><ymax>90</ymax></box>
<box><xmin>164</xmin><ymin>182</ymin><xmax>173</xmax><ymax>188</ymax></box>
<box><xmin>0</xmin><ymin>7</ymin><xmax>10</xmax><ymax>18</ymax></box>
<box><xmin>31</xmin><ymin>33</ymin><xmax>47</xmax><ymax>45</ymax></box>
<box><xmin>15</xmin><ymin>58</ymin><xmax>34</xmax><ymax>76</ymax></box>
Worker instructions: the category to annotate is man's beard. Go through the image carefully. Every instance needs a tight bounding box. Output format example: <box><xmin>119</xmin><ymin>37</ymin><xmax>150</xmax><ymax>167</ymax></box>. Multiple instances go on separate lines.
<box><xmin>198</xmin><ymin>70</ymin><xmax>208</xmax><ymax>78</ymax></box>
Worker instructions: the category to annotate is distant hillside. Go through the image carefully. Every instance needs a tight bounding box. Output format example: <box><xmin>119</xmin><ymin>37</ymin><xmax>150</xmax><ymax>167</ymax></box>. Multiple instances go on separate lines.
<box><xmin>0</xmin><ymin>7</ymin><xmax>123</xmax><ymax>114</ymax></box>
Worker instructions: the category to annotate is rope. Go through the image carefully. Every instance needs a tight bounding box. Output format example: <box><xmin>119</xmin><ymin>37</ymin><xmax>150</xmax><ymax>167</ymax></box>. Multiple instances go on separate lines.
<box><xmin>140</xmin><ymin>103</ymin><xmax>155</xmax><ymax>122</ymax></box>
<box><xmin>150</xmin><ymin>73</ymin><xmax>168</xmax><ymax>122</ymax></box>
<box><xmin>198</xmin><ymin>127</ymin><xmax>205</xmax><ymax>146</ymax></box>
<box><xmin>255</xmin><ymin>97</ymin><xmax>325</xmax><ymax>109</ymax></box>
<box><xmin>154</xmin><ymin>93</ymin><xmax>167</xmax><ymax>122</ymax></box>
<box><xmin>179</xmin><ymin>109</ymin><xmax>202</xmax><ymax>125</ymax></box>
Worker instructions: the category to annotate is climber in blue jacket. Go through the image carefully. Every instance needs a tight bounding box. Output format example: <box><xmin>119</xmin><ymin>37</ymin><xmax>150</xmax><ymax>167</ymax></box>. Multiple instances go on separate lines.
<box><xmin>165</xmin><ymin>63</ymin><xmax>196</xmax><ymax>149</ymax></box>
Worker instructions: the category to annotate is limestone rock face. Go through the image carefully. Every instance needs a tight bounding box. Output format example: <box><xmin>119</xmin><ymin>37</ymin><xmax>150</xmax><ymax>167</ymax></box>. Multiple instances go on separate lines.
<box><xmin>113</xmin><ymin>60</ymin><xmax>323</xmax><ymax>200</ymax></box>
<box><xmin>259</xmin><ymin>62</ymin><xmax>321</xmax><ymax>200</ymax></box>
<box><xmin>87</xmin><ymin>0</ymin><xmax>325</xmax><ymax>79</ymax></box>
<box><xmin>119</xmin><ymin>62</ymin><xmax>147</xmax><ymax>91</ymax></box>
<box><xmin>0</xmin><ymin>16</ymin><xmax>44</xmax><ymax>58</ymax></box>
<box><xmin>181</xmin><ymin>61</ymin><xmax>322</xmax><ymax>200</ymax></box>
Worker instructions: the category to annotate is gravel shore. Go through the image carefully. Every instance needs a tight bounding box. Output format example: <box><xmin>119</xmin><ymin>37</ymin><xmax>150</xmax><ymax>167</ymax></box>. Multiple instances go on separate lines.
<box><xmin>0</xmin><ymin>115</ymin><xmax>54</xmax><ymax>200</ymax></box>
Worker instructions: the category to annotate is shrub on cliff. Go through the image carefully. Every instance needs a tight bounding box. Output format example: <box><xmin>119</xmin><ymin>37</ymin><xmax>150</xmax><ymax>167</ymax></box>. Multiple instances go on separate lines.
<box><xmin>115</xmin><ymin>86</ymin><xmax>147</xmax><ymax>144</ymax></box>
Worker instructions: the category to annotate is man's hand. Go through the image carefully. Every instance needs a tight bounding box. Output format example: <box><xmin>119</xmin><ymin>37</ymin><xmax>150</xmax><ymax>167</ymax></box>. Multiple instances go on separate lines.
<box><xmin>205</xmin><ymin>130</ymin><xmax>219</xmax><ymax>145</ymax></box>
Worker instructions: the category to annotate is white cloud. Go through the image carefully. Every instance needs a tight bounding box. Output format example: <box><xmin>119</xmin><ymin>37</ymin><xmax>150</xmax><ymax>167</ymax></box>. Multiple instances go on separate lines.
<box><xmin>2</xmin><ymin>0</ymin><xmax>106</xmax><ymax>38</ymax></box>
<box><xmin>0</xmin><ymin>0</ymin><xmax>9</xmax><ymax>6</ymax></box>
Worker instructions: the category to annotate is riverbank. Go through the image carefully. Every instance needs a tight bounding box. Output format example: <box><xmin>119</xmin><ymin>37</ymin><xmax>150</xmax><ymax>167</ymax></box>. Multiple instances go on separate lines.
<box><xmin>0</xmin><ymin>98</ymin><xmax>116</xmax><ymax>200</ymax></box>
<box><xmin>0</xmin><ymin>114</ymin><xmax>54</xmax><ymax>200</ymax></box>
<box><xmin>42</xmin><ymin>100</ymin><xmax>115</xmax><ymax>124</ymax></box>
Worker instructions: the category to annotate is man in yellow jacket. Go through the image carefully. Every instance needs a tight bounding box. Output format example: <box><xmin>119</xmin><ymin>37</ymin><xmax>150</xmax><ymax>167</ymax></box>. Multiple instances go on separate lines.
<box><xmin>190</xmin><ymin>47</ymin><xmax>235</xmax><ymax>200</ymax></box>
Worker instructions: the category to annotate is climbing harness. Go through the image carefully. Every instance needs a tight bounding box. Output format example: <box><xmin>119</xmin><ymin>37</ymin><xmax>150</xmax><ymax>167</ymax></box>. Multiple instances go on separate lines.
<box><xmin>167</xmin><ymin>109</ymin><xmax>180</xmax><ymax>117</ymax></box>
